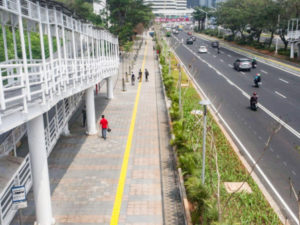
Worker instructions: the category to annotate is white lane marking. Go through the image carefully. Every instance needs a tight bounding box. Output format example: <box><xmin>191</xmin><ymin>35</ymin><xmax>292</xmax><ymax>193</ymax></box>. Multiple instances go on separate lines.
<box><xmin>261</xmin><ymin>70</ymin><xmax>268</xmax><ymax>74</ymax></box>
<box><xmin>226</xmin><ymin>79</ymin><xmax>234</xmax><ymax>86</ymax></box>
<box><xmin>227</xmin><ymin>54</ymin><xmax>232</xmax><ymax>57</ymax></box>
<box><xmin>228</xmin><ymin>64</ymin><xmax>233</xmax><ymax>68</ymax></box>
<box><xmin>220</xmin><ymin>59</ymin><xmax>224</xmax><ymax>62</ymax></box>
<box><xmin>292</xmin><ymin>170</ymin><xmax>296</xmax><ymax>176</ymax></box>
<box><xmin>241</xmin><ymin>72</ymin><xmax>245</xmax><ymax>75</ymax></box>
<box><xmin>275</xmin><ymin>91</ymin><xmax>287</xmax><ymax>99</ymax></box>
<box><xmin>283</xmin><ymin>161</ymin><xmax>287</xmax><ymax>167</ymax></box>
<box><xmin>172</xmin><ymin>45</ymin><xmax>300</xmax><ymax>225</ymax></box>
<box><xmin>279</xmin><ymin>78</ymin><xmax>289</xmax><ymax>84</ymax></box>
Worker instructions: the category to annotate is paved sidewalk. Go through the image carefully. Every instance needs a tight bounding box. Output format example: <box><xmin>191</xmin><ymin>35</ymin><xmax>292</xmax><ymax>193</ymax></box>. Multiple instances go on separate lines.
<box><xmin>12</xmin><ymin>34</ymin><xmax>184</xmax><ymax>225</ymax></box>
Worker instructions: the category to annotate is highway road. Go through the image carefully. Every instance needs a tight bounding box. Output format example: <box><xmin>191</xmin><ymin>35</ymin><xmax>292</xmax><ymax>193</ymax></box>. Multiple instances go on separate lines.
<box><xmin>169</xmin><ymin>31</ymin><xmax>300</xmax><ymax>225</ymax></box>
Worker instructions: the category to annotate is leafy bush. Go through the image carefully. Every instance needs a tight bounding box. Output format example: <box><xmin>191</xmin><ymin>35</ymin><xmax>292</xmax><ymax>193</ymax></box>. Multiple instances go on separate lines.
<box><xmin>224</xmin><ymin>35</ymin><xmax>234</xmax><ymax>42</ymax></box>
<box><xmin>278</xmin><ymin>48</ymin><xmax>290</xmax><ymax>56</ymax></box>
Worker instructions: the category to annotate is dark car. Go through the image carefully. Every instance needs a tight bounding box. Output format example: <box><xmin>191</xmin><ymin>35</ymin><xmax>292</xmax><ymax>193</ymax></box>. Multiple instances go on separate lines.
<box><xmin>233</xmin><ymin>58</ymin><xmax>252</xmax><ymax>71</ymax></box>
<box><xmin>211</xmin><ymin>41</ymin><xmax>219</xmax><ymax>48</ymax></box>
<box><xmin>191</xmin><ymin>36</ymin><xmax>196</xmax><ymax>41</ymax></box>
<box><xmin>186</xmin><ymin>38</ymin><xmax>193</xmax><ymax>45</ymax></box>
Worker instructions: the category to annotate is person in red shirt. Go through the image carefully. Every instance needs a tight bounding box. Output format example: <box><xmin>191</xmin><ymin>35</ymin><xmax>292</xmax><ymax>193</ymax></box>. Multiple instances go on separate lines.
<box><xmin>100</xmin><ymin>115</ymin><xmax>108</xmax><ymax>140</ymax></box>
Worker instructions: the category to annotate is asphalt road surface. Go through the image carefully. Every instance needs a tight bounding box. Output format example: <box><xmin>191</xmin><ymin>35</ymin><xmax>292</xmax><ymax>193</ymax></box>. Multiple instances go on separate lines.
<box><xmin>169</xmin><ymin>31</ymin><xmax>300</xmax><ymax>225</ymax></box>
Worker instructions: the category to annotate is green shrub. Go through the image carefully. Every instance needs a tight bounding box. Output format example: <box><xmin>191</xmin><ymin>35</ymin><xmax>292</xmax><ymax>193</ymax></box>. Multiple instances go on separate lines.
<box><xmin>278</xmin><ymin>48</ymin><xmax>290</xmax><ymax>56</ymax></box>
<box><xmin>224</xmin><ymin>35</ymin><xmax>234</xmax><ymax>42</ymax></box>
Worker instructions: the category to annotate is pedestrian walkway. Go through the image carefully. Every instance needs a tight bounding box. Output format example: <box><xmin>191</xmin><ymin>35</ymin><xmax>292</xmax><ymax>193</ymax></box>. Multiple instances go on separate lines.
<box><xmin>11</xmin><ymin>34</ymin><xmax>184</xmax><ymax>225</ymax></box>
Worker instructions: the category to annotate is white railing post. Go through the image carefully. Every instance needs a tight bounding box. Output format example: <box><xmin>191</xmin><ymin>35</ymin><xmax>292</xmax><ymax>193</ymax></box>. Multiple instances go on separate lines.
<box><xmin>46</xmin><ymin>6</ymin><xmax>55</xmax><ymax>95</ymax></box>
<box><xmin>54</xmin><ymin>8</ymin><xmax>62</xmax><ymax>95</ymax></box>
<box><xmin>17</xmin><ymin>0</ymin><xmax>31</xmax><ymax>105</ymax></box>
<box><xmin>60</xmin><ymin>11</ymin><xmax>68</xmax><ymax>90</ymax></box>
<box><xmin>27</xmin><ymin>22</ymin><xmax>33</xmax><ymax>61</ymax></box>
<box><xmin>71</xmin><ymin>17</ymin><xmax>77</xmax><ymax>89</ymax></box>
<box><xmin>80</xmin><ymin>24</ymin><xmax>84</xmax><ymax>84</ymax></box>
<box><xmin>37</xmin><ymin>2</ymin><xmax>49</xmax><ymax>103</ymax></box>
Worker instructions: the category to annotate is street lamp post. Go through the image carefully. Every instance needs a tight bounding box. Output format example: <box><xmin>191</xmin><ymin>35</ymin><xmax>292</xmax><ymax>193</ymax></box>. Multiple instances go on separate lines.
<box><xmin>200</xmin><ymin>99</ymin><xmax>211</xmax><ymax>185</ymax></box>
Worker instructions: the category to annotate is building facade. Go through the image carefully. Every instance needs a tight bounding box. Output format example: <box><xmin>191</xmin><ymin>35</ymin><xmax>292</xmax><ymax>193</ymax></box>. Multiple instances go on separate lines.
<box><xmin>144</xmin><ymin>0</ymin><xmax>192</xmax><ymax>17</ymax></box>
<box><xmin>187</xmin><ymin>0</ymin><xmax>227</xmax><ymax>8</ymax></box>
<box><xmin>93</xmin><ymin>0</ymin><xmax>106</xmax><ymax>15</ymax></box>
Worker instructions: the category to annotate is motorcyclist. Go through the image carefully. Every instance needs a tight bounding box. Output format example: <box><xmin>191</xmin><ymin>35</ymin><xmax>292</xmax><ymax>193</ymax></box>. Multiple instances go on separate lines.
<box><xmin>254</xmin><ymin>73</ymin><xmax>261</xmax><ymax>87</ymax></box>
<box><xmin>252</xmin><ymin>58</ymin><xmax>257</xmax><ymax>68</ymax></box>
<box><xmin>250</xmin><ymin>92</ymin><xmax>258</xmax><ymax>110</ymax></box>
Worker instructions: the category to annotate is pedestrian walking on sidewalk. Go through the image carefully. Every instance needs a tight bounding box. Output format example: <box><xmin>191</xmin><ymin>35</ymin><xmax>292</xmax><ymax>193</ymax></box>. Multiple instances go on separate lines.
<box><xmin>131</xmin><ymin>72</ymin><xmax>135</xmax><ymax>85</ymax></box>
<box><xmin>138</xmin><ymin>69</ymin><xmax>142</xmax><ymax>82</ymax></box>
<box><xmin>100</xmin><ymin>115</ymin><xmax>108</xmax><ymax>140</ymax></box>
<box><xmin>82</xmin><ymin>105</ymin><xmax>86</xmax><ymax>127</ymax></box>
<box><xmin>145</xmin><ymin>69</ymin><xmax>149</xmax><ymax>82</ymax></box>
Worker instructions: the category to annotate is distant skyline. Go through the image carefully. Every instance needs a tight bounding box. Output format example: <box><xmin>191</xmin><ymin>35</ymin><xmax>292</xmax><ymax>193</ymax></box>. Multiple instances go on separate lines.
<box><xmin>187</xmin><ymin>0</ymin><xmax>227</xmax><ymax>8</ymax></box>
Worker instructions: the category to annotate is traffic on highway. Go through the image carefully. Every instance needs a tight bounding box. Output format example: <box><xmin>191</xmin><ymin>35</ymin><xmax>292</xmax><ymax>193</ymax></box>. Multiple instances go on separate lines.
<box><xmin>168</xmin><ymin>30</ymin><xmax>300</xmax><ymax>225</ymax></box>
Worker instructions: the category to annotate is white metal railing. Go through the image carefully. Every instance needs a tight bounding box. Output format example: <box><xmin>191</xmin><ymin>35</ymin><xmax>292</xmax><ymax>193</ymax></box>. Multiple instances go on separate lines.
<box><xmin>0</xmin><ymin>92</ymin><xmax>83</xmax><ymax>225</ymax></box>
<box><xmin>0</xmin><ymin>124</ymin><xmax>26</xmax><ymax>157</ymax></box>
<box><xmin>0</xmin><ymin>0</ymin><xmax>119</xmax><ymax>128</ymax></box>
<box><xmin>0</xmin><ymin>155</ymin><xmax>32</xmax><ymax>225</ymax></box>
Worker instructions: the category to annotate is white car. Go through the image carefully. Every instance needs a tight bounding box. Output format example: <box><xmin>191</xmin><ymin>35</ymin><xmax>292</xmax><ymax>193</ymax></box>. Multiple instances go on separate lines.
<box><xmin>198</xmin><ymin>46</ymin><xmax>208</xmax><ymax>53</ymax></box>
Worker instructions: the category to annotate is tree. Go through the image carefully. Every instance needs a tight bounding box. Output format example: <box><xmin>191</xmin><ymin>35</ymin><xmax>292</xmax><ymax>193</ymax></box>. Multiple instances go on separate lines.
<box><xmin>107</xmin><ymin>0</ymin><xmax>153</xmax><ymax>45</ymax></box>
<box><xmin>192</xmin><ymin>7</ymin><xmax>208</xmax><ymax>31</ymax></box>
<box><xmin>215</xmin><ymin>0</ymin><xmax>249</xmax><ymax>39</ymax></box>
<box><xmin>57</xmin><ymin>0</ymin><xmax>104</xmax><ymax>27</ymax></box>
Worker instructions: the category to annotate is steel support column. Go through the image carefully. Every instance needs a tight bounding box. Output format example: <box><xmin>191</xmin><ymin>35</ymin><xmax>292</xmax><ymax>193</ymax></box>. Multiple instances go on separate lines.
<box><xmin>27</xmin><ymin>115</ymin><xmax>54</xmax><ymax>225</ymax></box>
<box><xmin>85</xmin><ymin>86</ymin><xmax>97</xmax><ymax>135</ymax></box>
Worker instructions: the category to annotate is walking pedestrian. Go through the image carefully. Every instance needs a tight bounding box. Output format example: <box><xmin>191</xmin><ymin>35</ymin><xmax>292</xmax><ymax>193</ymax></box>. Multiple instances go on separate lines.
<box><xmin>99</xmin><ymin>115</ymin><xmax>108</xmax><ymax>140</ymax></box>
<box><xmin>131</xmin><ymin>72</ymin><xmax>135</xmax><ymax>85</ymax></box>
<box><xmin>82</xmin><ymin>105</ymin><xmax>86</xmax><ymax>127</ymax></box>
<box><xmin>138</xmin><ymin>69</ymin><xmax>142</xmax><ymax>82</ymax></box>
<box><xmin>145</xmin><ymin>69</ymin><xmax>149</xmax><ymax>82</ymax></box>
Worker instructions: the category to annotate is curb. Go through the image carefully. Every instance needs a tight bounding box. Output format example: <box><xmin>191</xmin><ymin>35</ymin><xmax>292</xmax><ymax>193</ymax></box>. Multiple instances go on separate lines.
<box><xmin>157</xmin><ymin>60</ymin><xmax>193</xmax><ymax>225</ymax></box>
<box><xmin>168</xmin><ymin>43</ymin><xmax>291</xmax><ymax>225</ymax></box>
<box><xmin>195</xmin><ymin>33</ymin><xmax>300</xmax><ymax>77</ymax></box>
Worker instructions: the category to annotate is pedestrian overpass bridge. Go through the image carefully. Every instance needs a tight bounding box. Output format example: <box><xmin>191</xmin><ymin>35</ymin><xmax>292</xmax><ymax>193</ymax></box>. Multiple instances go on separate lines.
<box><xmin>0</xmin><ymin>0</ymin><xmax>119</xmax><ymax>224</ymax></box>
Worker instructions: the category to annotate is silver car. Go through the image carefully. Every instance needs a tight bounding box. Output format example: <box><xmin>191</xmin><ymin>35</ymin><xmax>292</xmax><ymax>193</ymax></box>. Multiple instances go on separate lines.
<box><xmin>233</xmin><ymin>58</ymin><xmax>252</xmax><ymax>71</ymax></box>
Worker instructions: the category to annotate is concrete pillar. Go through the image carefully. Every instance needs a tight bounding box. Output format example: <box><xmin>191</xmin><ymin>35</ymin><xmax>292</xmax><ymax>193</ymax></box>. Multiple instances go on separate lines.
<box><xmin>290</xmin><ymin>42</ymin><xmax>294</xmax><ymax>59</ymax></box>
<box><xmin>85</xmin><ymin>86</ymin><xmax>97</xmax><ymax>135</ymax></box>
<box><xmin>62</xmin><ymin>123</ymin><xmax>70</xmax><ymax>136</ymax></box>
<box><xmin>27</xmin><ymin>115</ymin><xmax>54</xmax><ymax>225</ymax></box>
<box><xmin>106</xmin><ymin>76</ymin><xmax>113</xmax><ymax>99</ymax></box>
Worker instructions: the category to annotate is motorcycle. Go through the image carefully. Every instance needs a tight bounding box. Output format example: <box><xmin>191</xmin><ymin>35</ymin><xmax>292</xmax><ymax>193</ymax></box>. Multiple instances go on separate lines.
<box><xmin>252</xmin><ymin>61</ymin><xmax>257</xmax><ymax>68</ymax></box>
